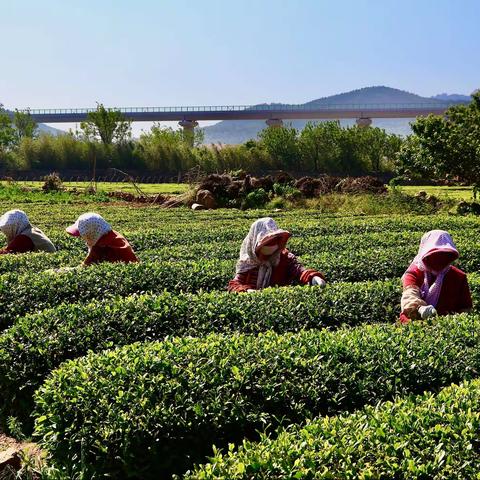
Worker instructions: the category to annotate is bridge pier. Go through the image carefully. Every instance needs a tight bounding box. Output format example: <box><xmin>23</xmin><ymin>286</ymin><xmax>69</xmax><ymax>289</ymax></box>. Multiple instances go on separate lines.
<box><xmin>266</xmin><ymin>118</ymin><xmax>283</xmax><ymax>128</ymax></box>
<box><xmin>178</xmin><ymin>119</ymin><xmax>199</xmax><ymax>146</ymax></box>
<box><xmin>356</xmin><ymin>117</ymin><xmax>372</xmax><ymax>128</ymax></box>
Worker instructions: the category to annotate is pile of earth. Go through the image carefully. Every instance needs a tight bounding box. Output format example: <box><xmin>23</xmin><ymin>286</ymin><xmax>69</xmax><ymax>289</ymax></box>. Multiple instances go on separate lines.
<box><xmin>192</xmin><ymin>172</ymin><xmax>387</xmax><ymax>209</ymax></box>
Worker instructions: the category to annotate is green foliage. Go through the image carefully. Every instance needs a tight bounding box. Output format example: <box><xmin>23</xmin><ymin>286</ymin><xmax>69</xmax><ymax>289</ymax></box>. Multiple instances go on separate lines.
<box><xmin>13</xmin><ymin>132</ymin><xmax>138</xmax><ymax>171</ymax></box>
<box><xmin>0</xmin><ymin>260</ymin><xmax>233</xmax><ymax>329</ymax></box>
<box><xmin>0</xmin><ymin>105</ymin><xmax>19</xmax><ymax>169</ymax></box>
<box><xmin>0</xmin><ymin>279</ymin><xmax>400</xmax><ymax>428</ymax></box>
<box><xmin>0</xmin><ymin>205</ymin><xmax>479</xmax><ymax>477</ymax></box>
<box><xmin>258</xmin><ymin>124</ymin><xmax>301</xmax><ymax>169</ymax></box>
<box><xmin>191</xmin><ymin>378</ymin><xmax>480</xmax><ymax>479</ymax></box>
<box><xmin>397</xmin><ymin>91</ymin><xmax>480</xmax><ymax>182</ymax></box>
<box><xmin>0</xmin><ymin>105</ymin><xmax>17</xmax><ymax>150</ymax></box>
<box><xmin>34</xmin><ymin>315</ymin><xmax>480</xmax><ymax>478</ymax></box>
<box><xmin>13</xmin><ymin>109</ymin><xmax>38</xmax><ymax>140</ymax></box>
<box><xmin>0</xmin><ymin>107</ymin><xmax>404</xmax><ymax>174</ymax></box>
<box><xmin>242</xmin><ymin>187</ymin><xmax>269</xmax><ymax>209</ymax></box>
<box><xmin>296</xmin><ymin>121</ymin><xmax>403</xmax><ymax>174</ymax></box>
<box><xmin>272</xmin><ymin>182</ymin><xmax>301</xmax><ymax>200</ymax></box>
<box><xmin>134</xmin><ymin>124</ymin><xmax>197</xmax><ymax>171</ymax></box>
<box><xmin>80</xmin><ymin>103</ymin><xmax>132</xmax><ymax>146</ymax></box>
<box><xmin>2</xmin><ymin>229</ymin><xmax>480</xmax><ymax>329</ymax></box>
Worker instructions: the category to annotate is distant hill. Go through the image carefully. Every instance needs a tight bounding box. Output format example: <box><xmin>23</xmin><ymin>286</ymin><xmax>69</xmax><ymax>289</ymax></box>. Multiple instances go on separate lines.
<box><xmin>37</xmin><ymin>123</ymin><xmax>65</xmax><ymax>136</ymax></box>
<box><xmin>431</xmin><ymin>93</ymin><xmax>472</xmax><ymax>102</ymax></box>
<box><xmin>202</xmin><ymin>86</ymin><xmax>470</xmax><ymax>145</ymax></box>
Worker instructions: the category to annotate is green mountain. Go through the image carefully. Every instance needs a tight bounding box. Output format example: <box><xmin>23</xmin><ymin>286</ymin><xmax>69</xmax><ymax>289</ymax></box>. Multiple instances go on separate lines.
<box><xmin>202</xmin><ymin>86</ymin><xmax>468</xmax><ymax>144</ymax></box>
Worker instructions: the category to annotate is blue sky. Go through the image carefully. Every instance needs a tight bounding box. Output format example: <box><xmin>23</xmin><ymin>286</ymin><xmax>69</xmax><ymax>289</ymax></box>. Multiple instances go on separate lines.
<box><xmin>1</xmin><ymin>0</ymin><xmax>479</xmax><ymax>131</ymax></box>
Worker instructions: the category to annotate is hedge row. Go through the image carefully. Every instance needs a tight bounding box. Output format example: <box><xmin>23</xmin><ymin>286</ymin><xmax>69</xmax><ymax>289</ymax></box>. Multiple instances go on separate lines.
<box><xmin>0</xmin><ymin>230</ymin><xmax>433</xmax><ymax>276</ymax></box>
<box><xmin>0</xmin><ymin>260</ymin><xmax>230</xmax><ymax>329</ymax></box>
<box><xmin>28</xmin><ymin>209</ymin><xmax>480</xmax><ymax>237</ymax></box>
<box><xmin>34</xmin><ymin>314</ymin><xmax>480</xmax><ymax>478</ymax></box>
<box><xmin>4</xmin><ymin>212</ymin><xmax>480</xmax><ymax>253</ymax></box>
<box><xmin>2</xmin><ymin>225</ymin><xmax>479</xmax><ymax>278</ymax></box>
<box><xmin>188</xmin><ymin>378</ymin><xmax>480</xmax><ymax>479</ymax></box>
<box><xmin>0</xmin><ymin>279</ymin><xmax>400</xmax><ymax>427</ymax></box>
<box><xmin>2</xmin><ymin>252</ymin><xmax>479</xmax><ymax>330</ymax></box>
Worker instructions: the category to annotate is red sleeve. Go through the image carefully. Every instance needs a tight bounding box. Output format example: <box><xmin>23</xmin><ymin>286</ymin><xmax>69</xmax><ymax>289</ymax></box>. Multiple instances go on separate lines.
<box><xmin>285</xmin><ymin>251</ymin><xmax>325</xmax><ymax>285</ymax></box>
<box><xmin>402</xmin><ymin>265</ymin><xmax>423</xmax><ymax>288</ymax></box>
<box><xmin>458</xmin><ymin>275</ymin><xmax>473</xmax><ymax>311</ymax></box>
<box><xmin>83</xmin><ymin>246</ymin><xmax>102</xmax><ymax>266</ymax></box>
<box><xmin>228</xmin><ymin>272</ymin><xmax>256</xmax><ymax>293</ymax></box>
<box><xmin>0</xmin><ymin>235</ymin><xmax>35</xmax><ymax>255</ymax></box>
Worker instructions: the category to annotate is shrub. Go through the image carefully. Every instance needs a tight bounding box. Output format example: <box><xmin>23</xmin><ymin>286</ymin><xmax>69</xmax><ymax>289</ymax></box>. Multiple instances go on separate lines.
<box><xmin>241</xmin><ymin>188</ymin><xmax>269</xmax><ymax>209</ymax></box>
<box><xmin>273</xmin><ymin>182</ymin><xmax>302</xmax><ymax>201</ymax></box>
<box><xmin>41</xmin><ymin>172</ymin><xmax>64</xmax><ymax>192</ymax></box>
<box><xmin>1</xmin><ymin>232</ymin><xmax>480</xmax><ymax>327</ymax></box>
<box><xmin>34</xmin><ymin>314</ymin><xmax>480</xmax><ymax>478</ymax></box>
<box><xmin>0</xmin><ymin>260</ymin><xmax>232</xmax><ymax>330</ymax></box>
<box><xmin>189</xmin><ymin>379</ymin><xmax>480</xmax><ymax>479</ymax></box>
<box><xmin>457</xmin><ymin>200</ymin><xmax>480</xmax><ymax>215</ymax></box>
<box><xmin>0</xmin><ymin>279</ymin><xmax>401</xmax><ymax>427</ymax></box>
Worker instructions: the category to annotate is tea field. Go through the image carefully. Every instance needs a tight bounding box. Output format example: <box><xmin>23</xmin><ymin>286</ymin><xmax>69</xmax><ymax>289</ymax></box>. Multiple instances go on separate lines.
<box><xmin>1</xmin><ymin>201</ymin><xmax>480</xmax><ymax>478</ymax></box>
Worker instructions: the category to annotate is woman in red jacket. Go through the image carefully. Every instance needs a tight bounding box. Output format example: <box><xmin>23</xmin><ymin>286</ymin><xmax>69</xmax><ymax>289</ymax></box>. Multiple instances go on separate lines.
<box><xmin>400</xmin><ymin>229</ymin><xmax>472</xmax><ymax>323</ymax></box>
<box><xmin>228</xmin><ymin>217</ymin><xmax>326</xmax><ymax>292</ymax></box>
<box><xmin>0</xmin><ymin>209</ymin><xmax>56</xmax><ymax>254</ymax></box>
<box><xmin>66</xmin><ymin>212</ymin><xmax>138</xmax><ymax>265</ymax></box>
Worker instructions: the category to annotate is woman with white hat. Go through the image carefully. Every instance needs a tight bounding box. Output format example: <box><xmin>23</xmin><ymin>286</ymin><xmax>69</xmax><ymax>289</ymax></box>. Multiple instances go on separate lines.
<box><xmin>228</xmin><ymin>217</ymin><xmax>325</xmax><ymax>292</ymax></box>
<box><xmin>400</xmin><ymin>230</ymin><xmax>472</xmax><ymax>323</ymax></box>
<box><xmin>66</xmin><ymin>212</ymin><xmax>138</xmax><ymax>265</ymax></box>
<box><xmin>0</xmin><ymin>209</ymin><xmax>55</xmax><ymax>254</ymax></box>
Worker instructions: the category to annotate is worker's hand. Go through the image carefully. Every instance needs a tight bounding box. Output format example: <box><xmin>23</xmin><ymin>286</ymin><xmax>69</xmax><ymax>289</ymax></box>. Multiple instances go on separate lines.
<box><xmin>418</xmin><ymin>305</ymin><xmax>437</xmax><ymax>319</ymax></box>
<box><xmin>311</xmin><ymin>276</ymin><xmax>326</xmax><ymax>288</ymax></box>
<box><xmin>246</xmin><ymin>288</ymin><xmax>256</xmax><ymax>293</ymax></box>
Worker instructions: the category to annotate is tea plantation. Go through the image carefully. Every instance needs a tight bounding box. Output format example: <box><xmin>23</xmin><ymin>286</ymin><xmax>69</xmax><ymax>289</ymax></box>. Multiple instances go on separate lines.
<box><xmin>1</xmin><ymin>203</ymin><xmax>480</xmax><ymax>478</ymax></box>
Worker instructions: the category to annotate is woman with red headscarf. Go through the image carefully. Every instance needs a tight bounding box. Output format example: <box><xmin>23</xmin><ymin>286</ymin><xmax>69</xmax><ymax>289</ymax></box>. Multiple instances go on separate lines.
<box><xmin>399</xmin><ymin>230</ymin><xmax>472</xmax><ymax>324</ymax></box>
<box><xmin>228</xmin><ymin>217</ymin><xmax>326</xmax><ymax>292</ymax></box>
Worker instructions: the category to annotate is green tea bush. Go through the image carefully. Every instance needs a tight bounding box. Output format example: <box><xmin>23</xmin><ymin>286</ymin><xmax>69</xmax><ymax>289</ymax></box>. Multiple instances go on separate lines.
<box><xmin>0</xmin><ymin>260</ymin><xmax>231</xmax><ymax>329</ymax></box>
<box><xmin>189</xmin><ymin>379</ymin><xmax>480</xmax><ymax>479</ymax></box>
<box><xmin>1</xmin><ymin>237</ymin><xmax>479</xmax><ymax>329</ymax></box>
<box><xmin>2</xmin><ymin>222</ymin><xmax>479</xmax><ymax>279</ymax></box>
<box><xmin>0</xmin><ymin>279</ymin><xmax>400</xmax><ymax>426</ymax></box>
<box><xmin>34</xmin><ymin>314</ymin><xmax>480</xmax><ymax>478</ymax></box>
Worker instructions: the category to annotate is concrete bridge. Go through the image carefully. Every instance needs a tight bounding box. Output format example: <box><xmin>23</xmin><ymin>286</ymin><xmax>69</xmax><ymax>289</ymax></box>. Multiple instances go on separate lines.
<box><xmin>14</xmin><ymin>102</ymin><xmax>462</xmax><ymax>131</ymax></box>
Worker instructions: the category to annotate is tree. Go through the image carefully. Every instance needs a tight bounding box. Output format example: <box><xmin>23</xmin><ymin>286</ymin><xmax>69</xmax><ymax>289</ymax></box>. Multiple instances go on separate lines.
<box><xmin>258</xmin><ymin>125</ymin><xmax>300</xmax><ymax>170</ymax></box>
<box><xmin>353</xmin><ymin>127</ymin><xmax>403</xmax><ymax>173</ymax></box>
<box><xmin>13</xmin><ymin>109</ymin><xmax>38</xmax><ymax>140</ymax></box>
<box><xmin>80</xmin><ymin>103</ymin><xmax>132</xmax><ymax>145</ymax></box>
<box><xmin>298</xmin><ymin>121</ymin><xmax>342</xmax><ymax>172</ymax></box>
<box><xmin>397</xmin><ymin>91</ymin><xmax>480</xmax><ymax>183</ymax></box>
<box><xmin>0</xmin><ymin>105</ymin><xmax>17</xmax><ymax>150</ymax></box>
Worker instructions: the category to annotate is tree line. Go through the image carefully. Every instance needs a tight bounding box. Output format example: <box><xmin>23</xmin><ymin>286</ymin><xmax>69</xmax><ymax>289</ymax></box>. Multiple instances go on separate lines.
<box><xmin>2</xmin><ymin>95</ymin><xmax>478</xmax><ymax>181</ymax></box>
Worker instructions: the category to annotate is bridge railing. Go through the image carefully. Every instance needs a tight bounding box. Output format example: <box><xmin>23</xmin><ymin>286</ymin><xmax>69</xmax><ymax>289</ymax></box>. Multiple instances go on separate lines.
<box><xmin>16</xmin><ymin>102</ymin><xmax>464</xmax><ymax>115</ymax></box>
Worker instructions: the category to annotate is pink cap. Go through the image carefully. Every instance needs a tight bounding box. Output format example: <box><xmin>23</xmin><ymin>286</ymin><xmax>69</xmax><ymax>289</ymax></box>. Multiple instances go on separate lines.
<box><xmin>66</xmin><ymin>224</ymin><xmax>80</xmax><ymax>237</ymax></box>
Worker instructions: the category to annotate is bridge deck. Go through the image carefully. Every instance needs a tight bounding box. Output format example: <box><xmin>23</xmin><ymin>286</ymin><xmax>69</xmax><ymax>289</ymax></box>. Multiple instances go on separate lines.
<box><xmin>12</xmin><ymin>102</ymin><xmax>461</xmax><ymax>123</ymax></box>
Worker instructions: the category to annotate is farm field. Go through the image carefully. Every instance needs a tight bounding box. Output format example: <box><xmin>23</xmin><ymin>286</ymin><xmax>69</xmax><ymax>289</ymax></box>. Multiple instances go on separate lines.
<box><xmin>3</xmin><ymin>180</ymin><xmax>476</xmax><ymax>201</ymax></box>
<box><xmin>0</xmin><ymin>199</ymin><xmax>479</xmax><ymax>478</ymax></box>
<box><xmin>8</xmin><ymin>180</ymin><xmax>190</xmax><ymax>195</ymax></box>
<box><xmin>400</xmin><ymin>184</ymin><xmax>474</xmax><ymax>200</ymax></box>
